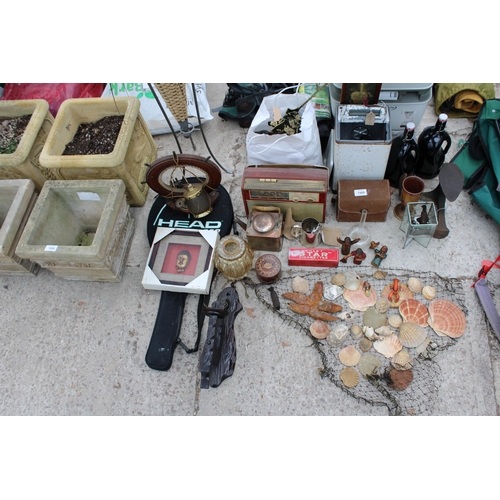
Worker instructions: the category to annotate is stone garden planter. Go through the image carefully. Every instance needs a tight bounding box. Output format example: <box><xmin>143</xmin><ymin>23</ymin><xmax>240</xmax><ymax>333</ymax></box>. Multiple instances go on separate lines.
<box><xmin>0</xmin><ymin>99</ymin><xmax>59</xmax><ymax>190</ymax></box>
<box><xmin>0</xmin><ymin>179</ymin><xmax>39</xmax><ymax>275</ymax></box>
<box><xmin>39</xmin><ymin>97</ymin><xmax>157</xmax><ymax>207</ymax></box>
<box><xmin>16</xmin><ymin>179</ymin><xmax>134</xmax><ymax>282</ymax></box>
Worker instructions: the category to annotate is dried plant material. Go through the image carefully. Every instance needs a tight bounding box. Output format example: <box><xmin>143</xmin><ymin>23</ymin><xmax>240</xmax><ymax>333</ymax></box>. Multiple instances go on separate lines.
<box><xmin>428</xmin><ymin>299</ymin><xmax>467</xmax><ymax>338</ymax></box>
<box><xmin>343</xmin><ymin>282</ymin><xmax>377</xmax><ymax>312</ymax></box>
<box><xmin>374</xmin><ymin>334</ymin><xmax>403</xmax><ymax>358</ymax></box>
<box><xmin>358</xmin><ymin>353</ymin><xmax>381</xmax><ymax>377</ymax></box>
<box><xmin>386</xmin><ymin>368</ymin><xmax>413</xmax><ymax>391</ymax></box>
<box><xmin>340</xmin><ymin>367</ymin><xmax>360</xmax><ymax>388</ymax></box>
<box><xmin>310</xmin><ymin>320</ymin><xmax>330</xmax><ymax>339</ymax></box>
<box><xmin>399</xmin><ymin>299</ymin><xmax>429</xmax><ymax>327</ymax></box>
<box><xmin>339</xmin><ymin>345</ymin><xmax>362</xmax><ymax>367</ymax></box>
<box><xmin>363</xmin><ymin>307</ymin><xmax>388</xmax><ymax>329</ymax></box>
<box><xmin>399</xmin><ymin>322</ymin><xmax>427</xmax><ymax>348</ymax></box>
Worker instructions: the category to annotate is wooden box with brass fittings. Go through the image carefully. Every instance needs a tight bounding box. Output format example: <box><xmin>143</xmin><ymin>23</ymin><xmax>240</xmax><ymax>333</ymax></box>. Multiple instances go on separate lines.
<box><xmin>246</xmin><ymin>206</ymin><xmax>283</xmax><ymax>252</ymax></box>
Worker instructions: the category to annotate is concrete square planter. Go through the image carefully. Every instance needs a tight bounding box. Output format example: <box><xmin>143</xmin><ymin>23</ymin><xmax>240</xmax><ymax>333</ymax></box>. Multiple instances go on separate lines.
<box><xmin>39</xmin><ymin>97</ymin><xmax>157</xmax><ymax>207</ymax></box>
<box><xmin>16</xmin><ymin>179</ymin><xmax>134</xmax><ymax>282</ymax></box>
<box><xmin>0</xmin><ymin>179</ymin><xmax>39</xmax><ymax>275</ymax></box>
<box><xmin>0</xmin><ymin>99</ymin><xmax>60</xmax><ymax>191</ymax></box>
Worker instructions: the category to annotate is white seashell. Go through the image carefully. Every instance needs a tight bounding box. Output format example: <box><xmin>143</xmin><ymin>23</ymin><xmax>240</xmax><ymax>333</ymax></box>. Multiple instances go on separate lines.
<box><xmin>373</xmin><ymin>270</ymin><xmax>388</xmax><ymax>280</ymax></box>
<box><xmin>422</xmin><ymin>285</ymin><xmax>436</xmax><ymax>300</ymax></box>
<box><xmin>388</xmin><ymin>314</ymin><xmax>403</xmax><ymax>328</ymax></box>
<box><xmin>375</xmin><ymin>298</ymin><xmax>391</xmax><ymax>314</ymax></box>
<box><xmin>343</xmin><ymin>272</ymin><xmax>362</xmax><ymax>291</ymax></box>
<box><xmin>362</xmin><ymin>325</ymin><xmax>378</xmax><ymax>341</ymax></box>
<box><xmin>326</xmin><ymin>324</ymin><xmax>350</xmax><ymax>347</ymax></box>
<box><xmin>373</xmin><ymin>334</ymin><xmax>403</xmax><ymax>358</ymax></box>
<box><xmin>407</xmin><ymin>277</ymin><xmax>423</xmax><ymax>294</ymax></box>
<box><xmin>337</xmin><ymin>311</ymin><xmax>354</xmax><ymax>322</ymax></box>
<box><xmin>323</xmin><ymin>284</ymin><xmax>343</xmax><ymax>301</ymax></box>
<box><xmin>292</xmin><ymin>276</ymin><xmax>309</xmax><ymax>293</ymax></box>
<box><xmin>375</xmin><ymin>325</ymin><xmax>394</xmax><ymax>337</ymax></box>
<box><xmin>338</xmin><ymin>345</ymin><xmax>362</xmax><ymax>367</ymax></box>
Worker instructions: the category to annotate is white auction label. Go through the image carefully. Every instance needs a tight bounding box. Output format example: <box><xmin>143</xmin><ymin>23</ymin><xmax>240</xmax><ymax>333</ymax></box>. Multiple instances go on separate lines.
<box><xmin>44</xmin><ymin>245</ymin><xmax>58</xmax><ymax>251</ymax></box>
<box><xmin>77</xmin><ymin>192</ymin><xmax>101</xmax><ymax>201</ymax></box>
<box><xmin>354</xmin><ymin>189</ymin><xmax>368</xmax><ymax>197</ymax></box>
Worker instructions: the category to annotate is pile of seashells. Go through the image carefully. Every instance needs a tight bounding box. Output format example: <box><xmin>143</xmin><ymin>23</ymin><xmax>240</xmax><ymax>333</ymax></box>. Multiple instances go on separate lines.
<box><xmin>283</xmin><ymin>271</ymin><xmax>467</xmax><ymax>392</ymax></box>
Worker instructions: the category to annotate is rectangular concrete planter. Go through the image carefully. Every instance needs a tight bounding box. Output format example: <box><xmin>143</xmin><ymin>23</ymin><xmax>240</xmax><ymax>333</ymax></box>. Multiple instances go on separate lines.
<box><xmin>0</xmin><ymin>99</ymin><xmax>60</xmax><ymax>191</ymax></box>
<box><xmin>16</xmin><ymin>179</ymin><xmax>134</xmax><ymax>282</ymax></box>
<box><xmin>0</xmin><ymin>179</ymin><xmax>39</xmax><ymax>275</ymax></box>
<box><xmin>39</xmin><ymin>97</ymin><xmax>157</xmax><ymax>207</ymax></box>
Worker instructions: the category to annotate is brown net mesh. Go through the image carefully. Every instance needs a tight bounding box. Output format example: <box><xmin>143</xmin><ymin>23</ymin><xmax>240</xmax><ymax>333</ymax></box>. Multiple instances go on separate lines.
<box><xmin>240</xmin><ymin>266</ymin><xmax>469</xmax><ymax>416</ymax></box>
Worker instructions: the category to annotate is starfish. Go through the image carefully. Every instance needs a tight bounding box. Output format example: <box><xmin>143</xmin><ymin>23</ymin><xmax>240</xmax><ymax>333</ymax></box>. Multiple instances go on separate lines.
<box><xmin>282</xmin><ymin>281</ymin><xmax>342</xmax><ymax>321</ymax></box>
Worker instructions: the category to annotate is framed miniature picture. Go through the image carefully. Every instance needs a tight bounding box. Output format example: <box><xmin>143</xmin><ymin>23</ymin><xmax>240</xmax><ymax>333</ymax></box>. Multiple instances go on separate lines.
<box><xmin>142</xmin><ymin>228</ymin><xmax>220</xmax><ymax>294</ymax></box>
<box><xmin>340</xmin><ymin>84</ymin><xmax>382</xmax><ymax>105</ymax></box>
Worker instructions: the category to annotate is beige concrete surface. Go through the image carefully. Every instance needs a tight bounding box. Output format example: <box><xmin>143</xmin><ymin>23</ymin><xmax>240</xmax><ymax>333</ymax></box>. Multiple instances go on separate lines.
<box><xmin>1</xmin><ymin>83</ymin><xmax>499</xmax><ymax>416</ymax></box>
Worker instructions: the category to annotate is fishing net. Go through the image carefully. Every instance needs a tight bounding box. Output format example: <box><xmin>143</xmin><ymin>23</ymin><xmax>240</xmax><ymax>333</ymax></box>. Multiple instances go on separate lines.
<box><xmin>241</xmin><ymin>266</ymin><xmax>468</xmax><ymax>416</ymax></box>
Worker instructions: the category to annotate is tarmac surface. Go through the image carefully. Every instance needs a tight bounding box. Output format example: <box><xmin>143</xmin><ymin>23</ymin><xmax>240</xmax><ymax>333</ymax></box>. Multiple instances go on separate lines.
<box><xmin>1</xmin><ymin>83</ymin><xmax>500</xmax><ymax>417</ymax></box>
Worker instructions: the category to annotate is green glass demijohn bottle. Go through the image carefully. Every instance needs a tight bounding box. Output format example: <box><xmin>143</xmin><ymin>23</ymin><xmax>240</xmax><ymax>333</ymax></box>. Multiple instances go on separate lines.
<box><xmin>414</xmin><ymin>113</ymin><xmax>451</xmax><ymax>179</ymax></box>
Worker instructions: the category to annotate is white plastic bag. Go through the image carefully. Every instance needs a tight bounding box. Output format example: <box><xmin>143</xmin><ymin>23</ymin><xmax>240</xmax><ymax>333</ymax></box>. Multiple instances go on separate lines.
<box><xmin>101</xmin><ymin>83</ymin><xmax>212</xmax><ymax>136</ymax></box>
<box><xmin>246</xmin><ymin>92</ymin><xmax>323</xmax><ymax>165</ymax></box>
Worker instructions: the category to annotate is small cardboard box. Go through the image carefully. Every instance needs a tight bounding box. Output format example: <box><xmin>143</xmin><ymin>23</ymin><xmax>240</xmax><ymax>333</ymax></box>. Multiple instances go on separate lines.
<box><xmin>142</xmin><ymin>228</ymin><xmax>219</xmax><ymax>294</ymax></box>
<box><xmin>288</xmin><ymin>247</ymin><xmax>339</xmax><ymax>267</ymax></box>
<box><xmin>336</xmin><ymin>179</ymin><xmax>391</xmax><ymax>222</ymax></box>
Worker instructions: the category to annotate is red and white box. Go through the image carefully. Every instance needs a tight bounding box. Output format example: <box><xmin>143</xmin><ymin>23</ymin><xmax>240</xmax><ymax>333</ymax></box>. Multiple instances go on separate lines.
<box><xmin>288</xmin><ymin>247</ymin><xmax>339</xmax><ymax>268</ymax></box>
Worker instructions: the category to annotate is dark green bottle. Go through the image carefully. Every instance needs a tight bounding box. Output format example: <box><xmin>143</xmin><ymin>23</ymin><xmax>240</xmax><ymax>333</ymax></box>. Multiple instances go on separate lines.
<box><xmin>415</xmin><ymin>113</ymin><xmax>451</xmax><ymax>179</ymax></box>
<box><xmin>384</xmin><ymin>122</ymin><xmax>420</xmax><ymax>188</ymax></box>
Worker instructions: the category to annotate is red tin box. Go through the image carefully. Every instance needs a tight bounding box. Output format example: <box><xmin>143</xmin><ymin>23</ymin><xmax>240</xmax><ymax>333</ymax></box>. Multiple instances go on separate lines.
<box><xmin>288</xmin><ymin>247</ymin><xmax>339</xmax><ymax>267</ymax></box>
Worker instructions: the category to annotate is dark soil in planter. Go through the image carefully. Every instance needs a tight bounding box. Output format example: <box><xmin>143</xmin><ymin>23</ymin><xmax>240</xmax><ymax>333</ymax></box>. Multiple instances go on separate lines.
<box><xmin>0</xmin><ymin>115</ymin><xmax>31</xmax><ymax>154</ymax></box>
<box><xmin>63</xmin><ymin>115</ymin><xmax>124</xmax><ymax>155</ymax></box>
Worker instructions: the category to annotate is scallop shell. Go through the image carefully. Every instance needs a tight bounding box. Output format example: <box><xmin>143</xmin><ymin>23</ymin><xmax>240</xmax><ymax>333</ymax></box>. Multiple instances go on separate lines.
<box><xmin>388</xmin><ymin>314</ymin><xmax>403</xmax><ymax>328</ymax></box>
<box><xmin>422</xmin><ymin>285</ymin><xmax>436</xmax><ymax>300</ymax></box>
<box><xmin>374</xmin><ymin>334</ymin><xmax>403</xmax><ymax>358</ymax></box>
<box><xmin>309</xmin><ymin>319</ymin><xmax>330</xmax><ymax>339</ymax></box>
<box><xmin>343</xmin><ymin>272</ymin><xmax>362</xmax><ymax>291</ymax></box>
<box><xmin>358</xmin><ymin>353</ymin><xmax>381</xmax><ymax>377</ymax></box>
<box><xmin>343</xmin><ymin>282</ymin><xmax>377</xmax><ymax>312</ymax></box>
<box><xmin>392</xmin><ymin>350</ymin><xmax>413</xmax><ymax>370</ymax></box>
<box><xmin>331</xmin><ymin>272</ymin><xmax>346</xmax><ymax>286</ymax></box>
<box><xmin>340</xmin><ymin>367</ymin><xmax>360</xmax><ymax>388</ymax></box>
<box><xmin>386</xmin><ymin>368</ymin><xmax>413</xmax><ymax>390</ymax></box>
<box><xmin>398</xmin><ymin>322</ymin><xmax>427</xmax><ymax>348</ymax></box>
<box><xmin>428</xmin><ymin>299</ymin><xmax>467</xmax><ymax>338</ymax></box>
<box><xmin>292</xmin><ymin>276</ymin><xmax>309</xmax><ymax>293</ymax></box>
<box><xmin>381</xmin><ymin>283</ymin><xmax>414</xmax><ymax>307</ymax></box>
<box><xmin>326</xmin><ymin>324</ymin><xmax>349</xmax><ymax>347</ymax></box>
<box><xmin>399</xmin><ymin>298</ymin><xmax>429</xmax><ymax>327</ymax></box>
<box><xmin>350</xmin><ymin>324</ymin><xmax>363</xmax><ymax>340</ymax></box>
<box><xmin>373</xmin><ymin>270</ymin><xmax>388</xmax><ymax>280</ymax></box>
<box><xmin>375</xmin><ymin>298</ymin><xmax>391</xmax><ymax>314</ymax></box>
<box><xmin>339</xmin><ymin>345</ymin><xmax>362</xmax><ymax>367</ymax></box>
<box><xmin>407</xmin><ymin>277</ymin><xmax>423</xmax><ymax>294</ymax></box>
<box><xmin>359</xmin><ymin>338</ymin><xmax>373</xmax><ymax>352</ymax></box>
<box><xmin>363</xmin><ymin>306</ymin><xmax>388</xmax><ymax>329</ymax></box>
